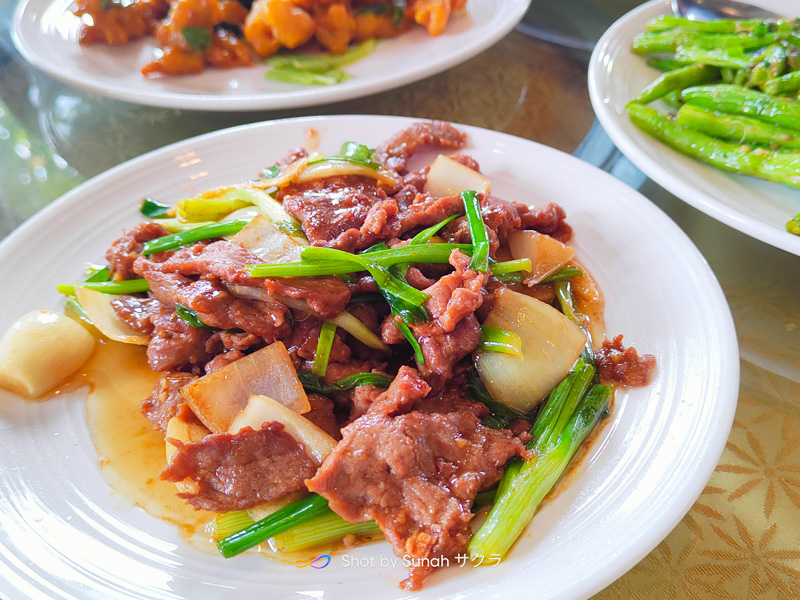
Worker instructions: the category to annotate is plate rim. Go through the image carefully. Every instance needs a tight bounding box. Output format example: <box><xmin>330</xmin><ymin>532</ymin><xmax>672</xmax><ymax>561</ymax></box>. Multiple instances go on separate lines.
<box><xmin>11</xmin><ymin>0</ymin><xmax>531</xmax><ymax>111</ymax></box>
<box><xmin>588</xmin><ymin>0</ymin><xmax>800</xmax><ymax>258</ymax></box>
<box><xmin>0</xmin><ymin>114</ymin><xmax>740</xmax><ymax>600</ymax></box>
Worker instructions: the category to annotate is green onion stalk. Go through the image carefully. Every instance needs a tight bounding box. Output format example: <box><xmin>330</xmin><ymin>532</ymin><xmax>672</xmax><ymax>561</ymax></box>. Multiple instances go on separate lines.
<box><xmin>468</xmin><ymin>362</ymin><xmax>613</xmax><ymax>562</ymax></box>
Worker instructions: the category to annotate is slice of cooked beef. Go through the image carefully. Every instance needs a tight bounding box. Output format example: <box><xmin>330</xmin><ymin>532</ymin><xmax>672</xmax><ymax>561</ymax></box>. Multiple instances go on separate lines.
<box><xmin>519</xmin><ymin>202</ymin><xmax>573</xmax><ymax>243</ymax></box>
<box><xmin>376</xmin><ymin>121</ymin><xmax>467</xmax><ymax>174</ymax></box>
<box><xmin>111</xmin><ymin>295</ymin><xmax>163</xmax><ymax>334</ymax></box>
<box><xmin>595</xmin><ymin>335</ymin><xmax>657</xmax><ymax>387</ymax></box>
<box><xmin>265</xmin><ymin>276</ymin><xmax>350</xmax><ymax>319</ymax></box>
<box><xmin>381</xmin><ymin>250</ymin><xmax>485</xmax><ymax>385</ymax></box>
<box><xmin>282</xmin><ymin>317</ymin><xmax>352</xmax><ymax>364</ymax></box>
<box><xmin>204</xmin><ymin>350</ymin><xmax>247</xmax><ymax>374</ymax></box>
<box><xmin>147</xmin><ymin>307</ymin><xmax>213</xmax><ymax>372</ymax></box>
<box><xmin>279</xmin><ymin>175</ymin><xmax>390</xmax><ymax>250</ymax></box>
<box><xmin>140</xmin><ymin>371</ymin><xmax>198</xmax><ymax>431</ymax></box>
<box><xmin>306</xmin><ymin>367</ymin><xmax>523</xmax><ymax>591</ymax></box>
<box><xmin>150</xmin><ymin>240</ymin><xmax>262</xmax><ymax>286</ymax></box>
<box><xmin>305</xmin><ymin>393</ymin><xmax>341</xmax><ymax>439</ymax></box>
<box><xmin>134</xmin><ymin>259</ymin><xmax>291</xmax><ymax>342</ymax></box>
<box><xmin>205</xmin><ymin>331</ymin><xmax>263</xmax><ymax>355</ymax></box>
<box><xmin>161</xmin><ymin>423</ymin><xmax>317</xmax><ymax>512</ymax></box>
<box><xmin>105</xmin><ymin>222</ymin><xmax>171</xmax><ymax>280</ymax></box>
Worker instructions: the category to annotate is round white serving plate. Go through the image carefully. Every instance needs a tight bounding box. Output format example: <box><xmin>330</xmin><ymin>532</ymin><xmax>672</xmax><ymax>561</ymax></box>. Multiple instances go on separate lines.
<box><xmin>589</xmin><ymin>0</ymin><xmax>800</xmax><ymax>257</ymax></box>
<box><xmin>0</xmin><ymin>115</ymin><xmax>739</xmax><ymax>600</ymax></box>
<box><xmin>12</xmin><ymin>0</ymin><xmax>530</xmax><ymax>111</ymax></box>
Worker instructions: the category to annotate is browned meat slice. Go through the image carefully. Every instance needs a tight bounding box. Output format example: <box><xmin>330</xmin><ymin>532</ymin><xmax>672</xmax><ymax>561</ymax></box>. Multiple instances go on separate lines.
<box><xmin>162</xmin><ymin>423</ymin><xmax>317</xmax><ymax>512</ymax></box>
<box><xmin>283</xmin><ymin>317</ymin><xmax>352</xmax><ymax>365</ymax></box>
<box><xmin>204</xmin><ymin>350</ymin><xmax>247</xmax><ymax>374</ymax></box>
<box><xmin>265</xmin><ymin>276</ymin><xmax>350</xmax><ymax>319</ymax></box>
<box><xmin>205</xmin><ymin>331</ymin><xmax>263</xmax><ymax>355</ymax></box>
<box><xmin>134</xmin><ymin>260</ymin><xmax>291</xmax><ymax>342</ymax></box>
<box><xmin>306</xmin><ymin>367</ymin><xmax>523</xmax><ymax>591</ymax></box>
<box><xmin>150</xmin><ymin>240</ymin><xmax>261</xmax><ymax>286</ymax></box>
<box><xmin>148</xmin><ymin>307</ymin><xmax>212</xmax><ymax>372</ymax></box>
<box><xmin>280</xmin><ymin>175</ymin><xmax>390</xmax><ymax>250</ymax></box>
<box><xmin>519</xmin><ymin>202</ymin><xmax>573</xmax><ymax>243</ymax></box>
<box><xmin>140</xmin><ymin>371</ymin><xmax>198</xmax><ymax>431</ymax></box>
<box><xmin>105</xmin><ymin>222</ymin><xmax>171</xmax><ymax>279</ymax></box>
<box><xmin>382</xmin><ymin>250</ymin><xmax>486</xmax><ymax>385</ymax></box>
<box><xmin>376</xmin><ymin>121</ymin><xmax>467</xmax><ymax>174</ymax></box>
<box><xmin>595</xmin><ymin>335</ymin><xmax>657</xmax><ymax>387</ymax></box>
<box><xmin>111</xmin><ymin>295</ymin><xmax>163</xmax><ymax>334</ymax></box>
<box><xmin>305</xmin><ymin>394</ymin><xmax>341</xmax><ymax>439</ymax></box>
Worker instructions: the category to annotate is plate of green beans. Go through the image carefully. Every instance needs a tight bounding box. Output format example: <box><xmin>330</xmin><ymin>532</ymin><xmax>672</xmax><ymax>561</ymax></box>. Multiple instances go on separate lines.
<box><xmin>589</xmin><ymin>0</ymin><xmax>800</xmax><ymax>256</ymax></box>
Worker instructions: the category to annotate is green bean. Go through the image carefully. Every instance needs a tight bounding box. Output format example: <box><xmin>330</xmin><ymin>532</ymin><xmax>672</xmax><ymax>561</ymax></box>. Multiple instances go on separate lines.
<box><xmin>674</xmin><ymin>45</ymin><xmax>754</xmax><ymax>69</ymax></box>
<box><xmin>763</xmin><ymin>70</ymin><xmax>800</xmax><ymax>95</ymax></box>
<box><xmin>632</xmin><ymin>64</ymin><xmax>719</xmax><ymax>104</ymax></box>
<box><xmin>627</xmin><ymin>103</ymin><xmax>800</xmax><ymax>188</ymax></box>
<box><xmin>748</xmin><ymin>43</ymin><xmax>788</xmax><ymax>88</ymax></box>
<box><xmin>682</xmin><ymin>84</ymin><xmax>800</xmax><ymax>130</ymax></box>
<box><xmin>645</xmin><ymin>56</ymin><xmax>686</xmax><ymax>72</ymax></box>
<box><xmin>675</xmin><ymin>104</ymin><xmax>800</xmax><ymax>150</ymax></box>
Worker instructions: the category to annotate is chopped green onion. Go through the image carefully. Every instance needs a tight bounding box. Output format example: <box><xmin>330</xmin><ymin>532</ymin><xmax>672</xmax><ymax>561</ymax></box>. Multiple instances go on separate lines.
<box><xmin>298</xmin><ymin>371</ymin><xmax>393</xmax><ymax>394</ymax></box>
<box><xmin>554</xmin><ymin>280</ymin><xmax>594</xmax><ymax>366</ymax></box>
<box><xmin>469</xmin><ymin>364</ymin><xmax>611</xmax><ymax>562</ymax></box>
<box><xmin>140</xmin><ymin>197</ymin><xmax>172</xmax><ymax>218</ymax></box>
<box><xmin>261</xmin><ymin>165</ymin><xmax>280</xmax><ymax>179</ymax></box>
<box><xmin>140</xmin><ymin>219</ymin><xmax>249</xmax><ymax>255</ymax></box>
<box><xmin>490</xmin><ymin>258</ymin><xmax>531</xmax><ymax>276</ymax></box>
<box><xmin>312</xmin><ymin>322</ymin><xmax>337</xmax><ymax>377</ymax></box>
<box><xmin>495</xmin><ymin>272</ymin><xmax>524</xmax><ymax>284</ymax></box>
<box><xmin>271</xmin><ymin>511</ymin><xmax>382</xmax><ymax>553</ymax></box>
<box><xmin>182</xmin><ymin>27</ymin><xmax>212</xmax><ymax>52</ymax></box>
<box><xmin>214</xmin><ymin>511</ymin><xmax>255</xmax><ymax>540</ymax></box>
<box><xmin>361</xmin><ymin>242</ymin><xmax>389</xmax><ymax>254</ymax></box>
<box><xmin>409</xmin><ymin>214</ymin><xmax>458</xmax><ymax>246</ymax></box>
<box><xmin>153</xmin><ymin>218</ymin><xmax>216</xmax><ymax>233</ymax></box>
<box><xmin>177</xmin><ymin>194</ymin><xmax>252</xmax><ymax>223</ymax></box>
<box><xmin>396</xmin><ymin>319</ymin><xmax>425</xmax><ymax>364</ymax></box>
<box><xmin>541</xmin><ymin>266</ymin><xmax>583</xmax><ymax>284</ymax></box>
<box><xmin>217</xmin><ymin>494</ymin><xmax>330</xmax><ymax>558</ymax></box>
<box><xmin>64</xmin><ymin>295</ymin><xmax>92</xmax><ymax>325</ymax></box>
<box><xmin>175</xmin><ymin>304</ymin><xmax>207</xmax><ymax>328</ymax></box>
<box><xmin>58</xmin><ymin>279</ymin><xmax>151</xmax><ymax>296</ymax></box>
<box><xmin>219</xmin><ymin>188</ymin><xmax>305</xmax><ymax>240</ymax></box>
<box><xmin>461</xmin><ymin>190</ymin><xmax>490</xmax><ymax>272</ymax></box>
<box><xmin>85</xmin><ymin>266</ymin><xmax>111</xmax><ymax>283</ymax></box>
<box><xmin>478</xmin><ymin>326</ymin><xmax>523</xmax><ymax>357</ymax></box>
<box><xmin>308</xmin><ymin>141</ymin><xmax>382</xmax><ymax>170</ymax></box>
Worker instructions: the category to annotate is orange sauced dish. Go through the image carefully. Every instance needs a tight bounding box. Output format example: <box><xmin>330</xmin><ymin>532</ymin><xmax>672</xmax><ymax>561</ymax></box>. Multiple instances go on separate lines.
<box><xmin>71</xmin><ymin>0</ymin><xmax>467</xmax><ymax>77</ymax></box>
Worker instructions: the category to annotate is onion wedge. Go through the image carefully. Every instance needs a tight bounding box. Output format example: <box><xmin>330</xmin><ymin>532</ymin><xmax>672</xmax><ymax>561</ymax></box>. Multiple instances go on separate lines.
<box><xmin>475</xmin><ymin>289</ymin><xmax>586</xmax><ymax>412</ymax></box>
<box><xmin>424</xmin><ymin>154</ymin><xmax>490</xmax><ymax>197</ymax></box>
<box><xmin>229</xmin><ymin>394</ymin><xmax>337</xmax><ymax>465</ymax></box>
<box><xmin>181</xmin><ymin>341</ymin><xmax>310</xmax><ymax>434</ymax></box>
<box><xmin>75</xmin><ymin>288</ymin><xmax>149</xmax><ymax>345</ymax></box>
<box><xmin>508</xmin><ymin>231</ymin><xmax>576</xmax><ymax>286</ymax></box>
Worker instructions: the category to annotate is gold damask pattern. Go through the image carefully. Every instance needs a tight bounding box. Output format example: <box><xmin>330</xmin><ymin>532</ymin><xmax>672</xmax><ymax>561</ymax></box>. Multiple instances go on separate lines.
<box><xmin>595</xmin><ymin>360</ymin><xmax>800</xmax><ymax>599</ymax></box>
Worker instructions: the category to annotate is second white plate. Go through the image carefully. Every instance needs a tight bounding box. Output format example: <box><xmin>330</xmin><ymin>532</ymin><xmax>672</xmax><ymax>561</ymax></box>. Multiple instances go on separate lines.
<box><xmin>589</xmin><ymin>0</ymin><xmax>800</xmax><ymax>257</ymax></box>
<box><xmin>12</xmin><ymin>0</ymin><xmax>529</xmax><ymax>111</ymax></box>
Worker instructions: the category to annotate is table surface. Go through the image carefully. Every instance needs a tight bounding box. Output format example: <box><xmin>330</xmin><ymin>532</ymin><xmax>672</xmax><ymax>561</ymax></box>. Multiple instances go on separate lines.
<box><xmin>1</xmin><ymin>1</ymin><xmax>799</xmax><ymax>598</ymax></box>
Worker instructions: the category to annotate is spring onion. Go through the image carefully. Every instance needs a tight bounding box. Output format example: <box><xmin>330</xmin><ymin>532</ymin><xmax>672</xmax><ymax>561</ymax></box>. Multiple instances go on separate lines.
<box><xmin>554</xmin><ymin>280</ymin><xmax>594</xmax><ymax>366</ymax></box>
<box><xmin>468</xmin><ymin>363</ymin><xmax>612</xmax><ymax>562</ymax></box>
<box><xmin>461</xmin><ymin>190</ymin><xmax>490</xmax><ymax>272</ymax></box>
<box><xmin>214</xmin><ymin>510</ymin><xmax>256</xmax><ymax>540</ymax></box>
<box><xmin>141</xmin><ymin>219</ymin><xmax>250</xmax><ymax>255</ymax></box>
<box><xmin>217</xmin><ymin>493</ymin><xmax>330</xmax><ymax>558</ymax></box>
<box><xmin>312</xmin><ymin>322</ymin><xmax>337</xmax><ymax>377</ymax></box>
<box><xmin>140</xmin><ymin>197</ymin><xmax>172</xmax><ymax>218</ymax></box>
<box><xmin>308</xmin><ymin>141</ymin><xmax>382</xmax><ymax>170</ymax></box>
<box><xmin>272</xmin><ymin>512</ymin><xmax>382</xmax><ymax>552</ymax></box>
<box><xmin>298</xmin><ymin>371</ymin><xmax>393</xmax><ymax>394</ymax></box>
<box><xmin>177</xmin><ymin>195</ymin><xmax>253</xmax><ymax>223</ymax></box>
<box><xmin>478</xmin><ymin>326</ymin><xmax>523</xmax><ymax>357</ymax></box>
<box><xmin>490</xmin><ymin>258</ymin><xmax>532</xmax><ymax>276</ymax></box>
<box><xmin>541</xmin><ymin>265</ymin><xmax>583</xmax><ymax>284</ymax></box>
<box><xmin>175</xmin><ymin>304</ymin><xmax>207</xmax><ymax>328</ymax></box>
<box><xmin>409</xmin><ymin>214</ymin><xmax>458</xmax><ymax>246</ymax></box>
<box><xmin>58</xmin><ymin>279</ymin><xmax>151</xmax><ymax>296</ymax></box>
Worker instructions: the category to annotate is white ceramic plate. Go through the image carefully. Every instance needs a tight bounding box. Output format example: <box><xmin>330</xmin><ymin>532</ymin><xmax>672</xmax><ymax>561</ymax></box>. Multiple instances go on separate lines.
<box><xmin>588</xmin><ymin>0</ymin><xmax>800</xmax><ymax>257</ymax></box>
<box><xmin>12</xmin><ymin>0</ymin><xmax>529</xmax><ymax>111</ymax></box>
<box><xmin>0</xmin><ymin>116</ymin><xmax>738</xmax><ymax>600</ymax></box>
